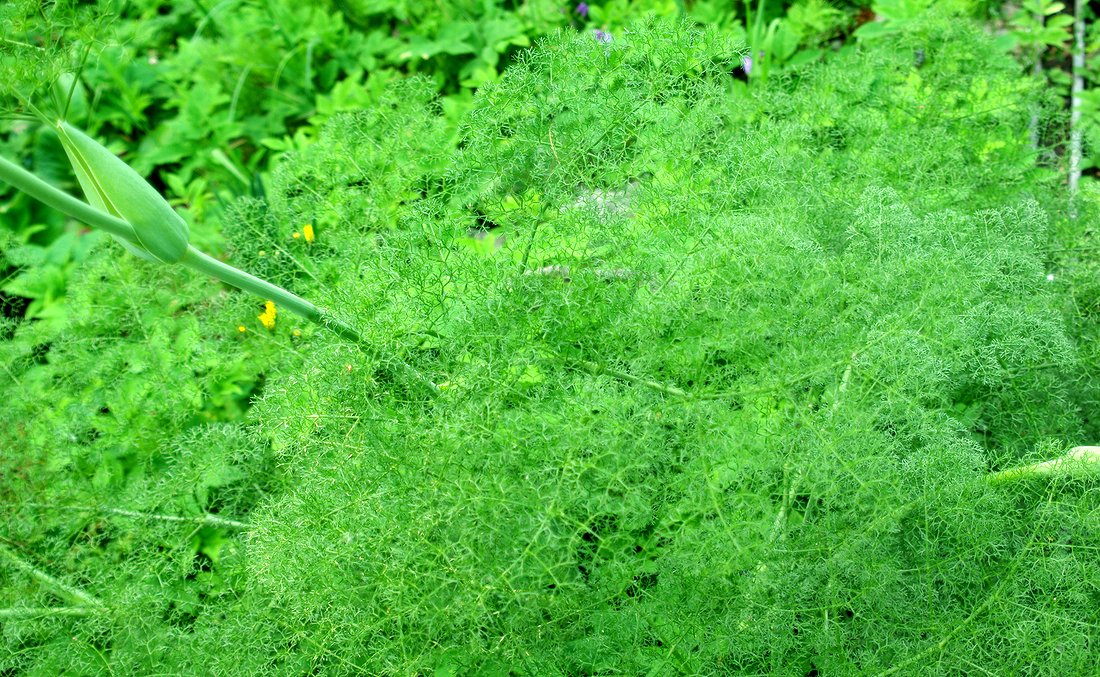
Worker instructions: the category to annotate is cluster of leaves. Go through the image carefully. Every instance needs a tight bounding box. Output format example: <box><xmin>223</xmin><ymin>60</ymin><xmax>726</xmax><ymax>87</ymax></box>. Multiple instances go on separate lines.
<box><xmin>4</xmin><ymin>12</ymin><xmax>1099</xmax><ymax>675</ymax></box>
<box><xmin>0</xmin><ymin>0</ymin><xmax>878</xmax><ymax>405</ymax></box>
<box><xmin>0</xmin><ymin>0</ymin><xmax>1029</xmax><ymax>339</ymax></box>
<box><xmin>0</xmin><ymin>0</ymin><xmax>863</xmax><ymax>337</ymax></box>
<box><xmin>0</xmin><ymin>241</ymin><xmax>304</xmax><ymax>669</ymax></box>
<box><xmin>993</xmin><ymin>1</ymin><xmax>1100</xmax><ymax>176</ymax></box>
<box><xmin>0</xmin><ymin>0</ymin><xmax>407</xmax><ymax>329</ymax></box>
<box><xmin>986</xmin><ymin>0</ymin><xmax>1100</xmax><ymax>459</ymax></box>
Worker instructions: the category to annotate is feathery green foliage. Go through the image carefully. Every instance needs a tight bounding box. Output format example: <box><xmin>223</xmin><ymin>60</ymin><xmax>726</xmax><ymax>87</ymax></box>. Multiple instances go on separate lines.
<box><xmin>3</xmin><ymin>17</ymin><xmax>1099</xmax><ymax>675</ymax></box>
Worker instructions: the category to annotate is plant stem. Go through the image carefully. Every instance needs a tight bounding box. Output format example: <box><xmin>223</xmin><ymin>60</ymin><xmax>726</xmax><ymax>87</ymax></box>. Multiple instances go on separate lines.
<box><xmin>0</xmin><ymin>152</ymin><xmax>442</xmax><ymax>396</ymax></box>
<box><xmin>187</xmin><ymin>245</ymin><xmax>439</xmax><ymax>396</ymax></box>
<box><xmin>0</xmin><ymin>606</ymin><xmax>98</xmax><ymax>618</ymax></box>
<box><xmin>0</xmin><ymin>152</ymin><xmax>349</xmax><ymax>335</ymax></box>
<box><xmin>1028</xmin><ymin>34</ymin><xmax>1044</xmax><ymax>150</ymax></box>
<box><xmin>1069</xmin><ymin>0</ymin><xmax>1085</xmax><ymax>220</ymax></box>
<box><xmin>574</xmin><ymin>359</ymin><xmax>689</xmax><ymax>397</ymax></box>
<box><xmin>0</xmin><ymin>155</ymin><xmax>135</xmax><ymax>242</ymax></box>
<box><xmin>0</xmin><ymin>544</ymin><xmax>104</xmax><ymax>609</ymax></box>
<box><xmin>988</xmin><ymin>446</ymin><xmax>1100</xmax><ymax>485</ymax></box>
<box><xmin>178</xmin><ymin>245</ymin><xmax>357</xmax><ymax>340</ymax></box>
<box><xmin>4</xmin><ymin>502</ymin><xmax>249</xmax><ymax>529</ymax></box>
<box><xmin>0</xmin><ymin>154</ymin><xmax>362</xmax><ymax>340</ymax></box>
<box><xmin>99</xmin><ymin>506</ymin><xmax>249</xmax><ymax>530</ymax></box>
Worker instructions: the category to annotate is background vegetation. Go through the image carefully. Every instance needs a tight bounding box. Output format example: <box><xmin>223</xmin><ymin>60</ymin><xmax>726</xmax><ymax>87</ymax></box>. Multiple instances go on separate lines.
<box><xmin>2</xmin><ymin>1</ymin><xmax>1100</xmax><ymax>674</ymax></box>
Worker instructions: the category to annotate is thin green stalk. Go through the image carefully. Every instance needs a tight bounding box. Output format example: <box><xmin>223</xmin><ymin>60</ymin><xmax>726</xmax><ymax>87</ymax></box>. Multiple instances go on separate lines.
<box><xmin>1028</xmin><ymin>44</ymin><xmax>1043</xmax><ymax>150</ymax></box>
<box><xmin>0</xmin><ymin>150</ymin><xmax>442</xmax><ymax>397</ymax></box>
<box><xmin>178</xmin><ymin>246</ymin><xmax>341</xmax><ymax>335</ymax></box>
<box><xmin>0</xmin><ymin>36</ymin><xmax>42</xmax><ymax>50</ymax></box>
<box><xmin>0</xmin><ymin>606</ymin><xmax>98</xmax><ymax>618</ymax></box>
<box><xmin>181</xmin><ymin>249</ymin><xmax>440</xmax><ymax>396</ymax></box>
<box><xmin>99</xmin><ymin>507</ymin><xmax>248</xmax><ymax>530</ymax></box>
<box><xmin>1069</xmin><ymin>0</ymin><xmax>1085</xmax><ymax>220</ymax></box>
<box><xmin>0</xmin><ymin>544</ymin><xmax>105</xmax><ymax>609</ymax></box>
<box><xmin>4</xmin><ymin>502</ymin><xmax>249</xmax><ymax>529</ymax></box>
<box><xmin>574</xmin><ymin>359</ymin><xmax>689</xmax><ymax>397</ymax></box>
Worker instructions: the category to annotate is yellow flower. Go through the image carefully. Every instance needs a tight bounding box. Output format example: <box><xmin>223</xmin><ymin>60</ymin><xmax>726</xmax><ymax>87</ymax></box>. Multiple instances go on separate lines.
<box><xmin>258</xmin><ymin>300</ymin><xmax>276</xmax><ymax>330</ymax></box>
<box><xmin>237</xmin><ymin>325</ymin><xmax>247</xmax><ymax>333</ymax></box>
<box><xmin>292</xmin><ymin>232</ymin><xmax>301</xmax><ymax>240</ymax></box>
<box><xmin>303</xmin><ymin>223</ymin><xmax>315</xmax><ymax>244</ymax></box>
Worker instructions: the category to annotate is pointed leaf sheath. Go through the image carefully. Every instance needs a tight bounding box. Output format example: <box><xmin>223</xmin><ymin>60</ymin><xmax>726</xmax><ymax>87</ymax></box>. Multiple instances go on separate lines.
<box><xmin>55</xmin><ymin>122</ymin><xmax>189</xmax><ymax>263</ymax></box>
<box><xmin>56</xmin><ymin>124</ymin><xmax>157</xmax><ymax>263</ymax></box>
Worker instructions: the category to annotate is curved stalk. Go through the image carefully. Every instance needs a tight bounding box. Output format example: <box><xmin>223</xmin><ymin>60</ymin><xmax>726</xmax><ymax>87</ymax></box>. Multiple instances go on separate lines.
<box><xmin>178</xmin><ymin>245</ymin><xmax>358</xmax><ymax>341</ymax></box>
<box><xmin>0</xmin><ymin>154</ymin><xmax>358</xmax><ymax>333</ymax></box>
<box><xmin>0</xmin><ymin>155</ymin><xmax>135</xmax><ymax>242</ymax></box>
<box><xmin>0</xmin><ymin>152</ymin><xmax>441</xmax><ymax>397</ymax></box>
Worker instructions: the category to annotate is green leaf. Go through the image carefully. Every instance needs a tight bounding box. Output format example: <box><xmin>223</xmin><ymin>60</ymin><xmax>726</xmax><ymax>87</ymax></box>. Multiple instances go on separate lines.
<box><xmin>769</xmin><ymin>21</ymin><xmax>802</xmax><ymax>63</ymax></box>
<box><xmin>854</xmin><ymin>21</ymin><xmax>899</xmax><ymax>41</ymax></box>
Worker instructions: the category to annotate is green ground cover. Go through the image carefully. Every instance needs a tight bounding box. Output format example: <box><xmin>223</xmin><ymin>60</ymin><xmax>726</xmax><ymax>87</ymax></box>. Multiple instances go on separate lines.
<box><xmin>3</xmin><ymin>2</ymin><xmax>1100</xmax><ymax>675</ymax></box>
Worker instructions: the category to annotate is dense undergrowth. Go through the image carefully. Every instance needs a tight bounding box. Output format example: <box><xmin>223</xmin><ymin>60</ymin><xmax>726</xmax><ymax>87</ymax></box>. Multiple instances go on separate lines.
<box><xmin>3</xmin><ymin>14</ymin><xmax>1100</xmax><ymax>677</ymax></box>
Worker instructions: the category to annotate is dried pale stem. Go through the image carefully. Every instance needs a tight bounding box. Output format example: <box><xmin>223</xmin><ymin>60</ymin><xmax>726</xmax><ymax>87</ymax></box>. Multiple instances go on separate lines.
<box><xmin>1069</xmin><ymin>0</ymin><xmax>1085</xmax><ymax>219</ymax></box>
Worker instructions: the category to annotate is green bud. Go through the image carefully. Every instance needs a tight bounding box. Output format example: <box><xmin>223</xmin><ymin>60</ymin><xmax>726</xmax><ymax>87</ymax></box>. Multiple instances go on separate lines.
<box><xmin>55</xmin><ymin>121</ymin><xmax>189</xmax><ymax>263</ymax></box>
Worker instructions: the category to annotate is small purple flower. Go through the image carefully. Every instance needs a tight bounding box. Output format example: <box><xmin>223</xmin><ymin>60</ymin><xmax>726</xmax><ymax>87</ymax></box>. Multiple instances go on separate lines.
<box><xmin>741</xmin><ymin>55</ymin><xmax>753</xmax><ymax>75</ymax></box>
<box><xmin>576</xmin><ymin>2</ymin><xmax>589</xmax><ymax>18</ymax></box>
<box><xmin>594</xmin><ymin>29</ymin><xmax>612</xmax><ymax>44</ymax></box>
